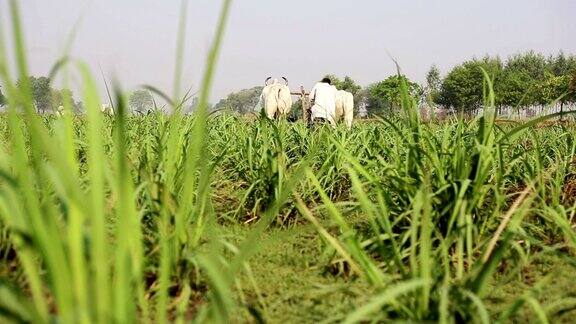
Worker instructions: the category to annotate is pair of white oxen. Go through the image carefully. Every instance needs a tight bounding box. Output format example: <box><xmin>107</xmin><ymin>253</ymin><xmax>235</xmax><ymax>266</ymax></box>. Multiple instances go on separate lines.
<box><xmin>257</xmin><ymin>77</ymin><xmax>354</xmax><ymax>129</ymax></box>
<box><xmin>55</xmin><ymin>103</ymin><xmax>114</xmax><ymax>116</ymax></box>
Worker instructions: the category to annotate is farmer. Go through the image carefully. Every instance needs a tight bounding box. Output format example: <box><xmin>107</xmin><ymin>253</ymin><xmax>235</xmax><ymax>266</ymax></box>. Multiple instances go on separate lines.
<box><xmin>308</xmin><ymin>77</ymin><xmax>338</xmax><ymax>127</ymax></box>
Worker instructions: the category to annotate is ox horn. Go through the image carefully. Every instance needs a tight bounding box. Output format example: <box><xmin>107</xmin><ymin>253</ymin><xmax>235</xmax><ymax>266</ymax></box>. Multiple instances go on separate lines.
<box><xmin>281</xmin><ymin>76</ymin><xmax>289</xmax><ymax>85</ymax></box>
<box><xmin>265</xmin><ymin>76</ymin><xmax>272</xmax><ymax>85</ymax></box>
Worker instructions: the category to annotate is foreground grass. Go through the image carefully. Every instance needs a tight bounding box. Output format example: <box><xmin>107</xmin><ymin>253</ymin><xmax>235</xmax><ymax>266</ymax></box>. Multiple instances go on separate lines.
<box><xmin>231</xmin><ymin>224</ymin><xmax>376</xmax><ymax>322</ymax></box>
<box><xmin>226</xmin><ymin>223</ymin><xmax>576</xmax><ymax>323</ymax></box>
<box><xmin>1</xmin><ymin>111</ymin><xmax>576</xmax><ymax>322</ymax></box>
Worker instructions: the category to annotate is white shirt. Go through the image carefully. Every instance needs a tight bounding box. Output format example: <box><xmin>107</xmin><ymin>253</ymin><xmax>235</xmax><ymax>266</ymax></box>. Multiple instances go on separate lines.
<box><xmin>309</xmin><ymin>83</ymin><xmax>337</xmax><ymax>124</ymax></box>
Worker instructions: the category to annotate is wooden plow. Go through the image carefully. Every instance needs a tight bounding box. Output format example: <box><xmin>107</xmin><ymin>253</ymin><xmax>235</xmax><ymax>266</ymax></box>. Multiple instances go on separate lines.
<box><xmin>291</xmin><ymin>85</ymin><xmax>311</xmax><ymax>122</ymax></box>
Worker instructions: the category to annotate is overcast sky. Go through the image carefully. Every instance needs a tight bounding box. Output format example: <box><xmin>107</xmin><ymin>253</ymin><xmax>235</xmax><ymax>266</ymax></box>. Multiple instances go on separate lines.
<box><xmin>2</xmin><ymin>0</ymin><xmax>575</xmax><ymax>103</ymax></box>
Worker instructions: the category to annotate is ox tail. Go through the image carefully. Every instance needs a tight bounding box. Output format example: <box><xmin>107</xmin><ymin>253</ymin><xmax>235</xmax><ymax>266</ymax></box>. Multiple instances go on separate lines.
<box><xmin>273</xmin><ymin>88</ymin><xmax>281</xmax><ymax>119</ymax></box>
<box><xmin>265</xmin><ymin>86</ymin><xmax>278</xmax><ymax>119</ymax></box>
<box><xmin>275</xmin><ymin>88</ymin><xmax>285</xmax><ymax>118</ymax></box>
<box><xmin>276</xmin><ymin>86</ymin><xmax>292</xmax><ymax>117</ymax></box>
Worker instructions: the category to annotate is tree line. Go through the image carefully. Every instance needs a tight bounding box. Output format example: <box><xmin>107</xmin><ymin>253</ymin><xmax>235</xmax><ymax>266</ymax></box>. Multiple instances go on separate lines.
<box><xmin>0</xmin><ymin>76</ymin><xmax>83</xmax><ymax>113</ymax></box>
<box><xmin>0</xmin><ymin>76</ymin><xmax>165</xmax><ymax>114</ymax></box>
<box><xmin>3</xmin><ymin>51</ymin><xmax>574</xmax><ymax>117</ymax></box>
<box><xmin>429</xmin><ymin>51</ymin><xmax>576</xmax><ymax>113</ymax></box>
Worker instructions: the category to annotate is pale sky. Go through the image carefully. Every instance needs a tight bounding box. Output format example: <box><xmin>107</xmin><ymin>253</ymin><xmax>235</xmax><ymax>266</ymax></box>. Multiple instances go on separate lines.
<box><xmin>2</xmin><ymin>0</ymin><xmax>575</xmax><ymax>103</ymax></box>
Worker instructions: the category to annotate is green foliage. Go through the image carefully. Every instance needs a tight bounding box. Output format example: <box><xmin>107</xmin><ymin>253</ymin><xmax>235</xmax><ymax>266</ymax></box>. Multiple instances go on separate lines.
<box><xmin>289</xmin><ymin>99</ymin><xmax>303</xmax><ymax>120</ymax></box>
<box><xmin>13</xmin><ymin>76</ymin><xmax>79</xmax><ymax>113</ymax></box>
<box><xmin>16</xmin><ymin>75</ymin><xmax>52</xmax><ymax>112</ymax></box>
<box><xmin>437</xmin><ymin>56</ymin><xmax>502</xmax><ymax>111</ymax></box>
<box><xmin>437</xmin><ymin>52</ymin><xmax>576</xmax><ymax>111</ymax></box>
<box><xmin>495</xmin><ymin>67</ymin><xmax>533</xmax><ymax>107</ymax></box>
<box><xmin>548</xmin><ymin>51</ymin><xmax>576</xmax><ymax>77</ymax></box>
<box><xmin>366</xmin><ymin>74</ymin><xmax>422</xmax><ymax>114</ymax></box>
<box><xmin>425</xmin><ymin>65</ymin><xmax>441</xmax><ymax>104</ymax></box>
<box><xmin>494</xmin><ymin>52</ymin><xmax>547</xmax><ymax>107</ymax></box>
<box><xmin>536</xmin><ymin>73</ymin><xmax>572</xmax><ymax>106</ymax></box>
<box><xmin>129</xmin><ymin>89</ymin><xmax>154</xmax><ymax>113</ymax></box>
<box><xmin>214</xmin><ymin>86</ymin><xmax>263</xmax><ymax>114</ymax></box>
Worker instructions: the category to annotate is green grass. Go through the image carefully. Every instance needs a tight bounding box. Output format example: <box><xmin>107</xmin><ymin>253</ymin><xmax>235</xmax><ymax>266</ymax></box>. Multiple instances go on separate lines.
<box><xmin>1</xmin><ymin>0</ymin><xmax>576</xmax><ymax>323</ymax></box>
<box><xmin>227</xmin><ymin>224</ymin><xmax>576</xmax><ymax>323</ymax></box>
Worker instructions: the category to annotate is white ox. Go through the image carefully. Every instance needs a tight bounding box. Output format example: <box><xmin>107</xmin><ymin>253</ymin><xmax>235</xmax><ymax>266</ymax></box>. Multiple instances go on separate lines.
<box><xmin>334</xmin><ymin>90</ymin><xmax>354</xmax><ymax>129</ymax></box>
<box><xmin>56</xmin><ymin>105</ymin><xmax>65</xmax><ymax>116</ymax></box>
<box><xmin>56</xmin><ymin>104</ymin><xmax>114</xmax><ymax>116</ymax></box>
<box><xmin>257</xmin><ymin>77</ymin><xmax>292</xmax><ymax>119</ymax></box>
<box><xmin>101</xmin><ymin>103</ymin><xmax>114</xmax><ymax>115</ymax></box>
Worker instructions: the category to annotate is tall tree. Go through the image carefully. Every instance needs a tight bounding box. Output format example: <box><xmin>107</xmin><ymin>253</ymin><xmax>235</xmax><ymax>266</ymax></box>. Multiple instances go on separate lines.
<box><xmin>17</xmin><ymin>76</ymin><xmax>52</xmax><ymax>113</ymax></box>
<box><xmin>505</xmin><ymin>51</ymin><xmax>546</xmax><ymax>80</ymax></box>
<box><xmin>548</xmin><ymin>53</ymin><xmax>576</xmax><ymax>108</ymax></box>
<box><xmin>425</xmin><ymin>65</ymin><xmax>441</xmax><ymax>104</ymax></box>
<box><xmin>438</xmin><ymin>56</ymin><xmax>502</xmax><ymax>112</ymax></box>
<box><xmin>367</xmin><ymin>75</ymin><xmax>421</xmax><ymax>115</ymax></box>
<box><xmin>548</xmin><ymin>51</ymin><xmax>576</xmax><ymax>77</ymax></box>
<box><xmin>437</xmin><ymin>52</ymin><xmax>576</xmax><ymax>112</ymax></box>
<box><xmin>129</xmin><ymin>90</ymin><xmax>154</xmax><ymax>114</ymax></box>
<box><xmin>494</xmin><ymin>52</ymin><xmax>546</xmax><ymax>107</ymax></box>
<box><xmin>536</xmin><ymin>73</ymin><xmax>572</xmax><ymax>112</ymax></box>
<box><xmin>214</xmin><ymin>86</ymin><xmax>263</xmax><ymax>114</ymax></box>
<box><xmin>34</xmin><ymin>77</ymin><xmax>52</xmax><ymax>113</ymax></box>
<box><xmin>495</xmin><ymin>68</ymin><xmax>531</xmax><ymax>108</ymax></box>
